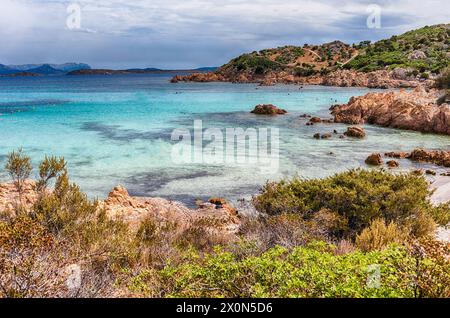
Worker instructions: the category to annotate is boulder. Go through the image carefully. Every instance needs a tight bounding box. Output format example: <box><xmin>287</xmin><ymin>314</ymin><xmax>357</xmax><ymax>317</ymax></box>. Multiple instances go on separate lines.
<box><xmin>344</xmin><ymin>126</ymin><xmax>366</xmax><ymax>138</ymax></box>
<box><xmin>386</xmin><ymin>160</ymin><xmax>400</xmax><ymax>168</ymax></box>
<box><xmin>408</xmin><ymin>50</ymin><xmax>427</xmax><ymax>60</ymax></box>
<box><xmin>251</xmin><ymin>104</ymin><xmax>287</xmax><ymax>115</ymax></box>
<box><xmin>310</xmin><ymin>117</ymin><xmax>322</xmax><ymax>123</ymax></box>
<box><xmin>365</xmin><ymin>153</ymin><xmax>383</xmax><ymax>166</ymax></box>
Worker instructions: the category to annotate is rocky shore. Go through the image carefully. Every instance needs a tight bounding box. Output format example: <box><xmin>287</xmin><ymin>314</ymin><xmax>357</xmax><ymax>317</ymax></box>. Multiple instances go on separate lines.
<box><xmin>331</xmin><ymin>87</ymin><xmax>450</xmax><ymax>135</ymax></box>
<box><xmin>171</xmin><ymin>69</ymin><xmax>428</xmax><ymax>89</ymax></box>
<box><xmin>0</xmin><ymin>182</ymin><xmax>240</xmax><ymax>235</ymax></box>
<box><xmin>385</xmin><ymin>149</ymin><xmax>450</xmax><ymax>168</ymax></box>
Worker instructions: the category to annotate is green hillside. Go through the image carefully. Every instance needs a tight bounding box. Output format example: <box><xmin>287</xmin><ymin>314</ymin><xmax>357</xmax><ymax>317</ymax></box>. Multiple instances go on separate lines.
<box><xmin>217</xmin><ymin>24</ymin><xmax>450</xmax><ymax>79</ymax></box>
<box><xmin>346</xmin><ymin>24</ymin><xmax>450</xmax><ymax>73</ymax></box>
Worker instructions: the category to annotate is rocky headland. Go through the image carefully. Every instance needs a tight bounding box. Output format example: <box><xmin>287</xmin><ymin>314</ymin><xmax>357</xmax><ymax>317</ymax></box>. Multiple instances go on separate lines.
<box><xmin>172</xmin><ymin>69</ymin><xmax>429</xmax><ymax>89</ymax></box>
<box><xmin>331</xmin><ymin>87</ymin><xmax>450</xmax><ymax>135</ymax></box>
<box><xmin>171</xmin><ymin>24</ymin><xmax>449</xmax><ymax>89</ymax></box>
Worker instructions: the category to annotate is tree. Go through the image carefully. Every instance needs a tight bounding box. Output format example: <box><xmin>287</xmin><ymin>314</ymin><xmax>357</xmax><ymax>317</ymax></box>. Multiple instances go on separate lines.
<box><xmin>5</xmin><ymin>148</ymin><xmax>32</xmax><ymax>205</ymax></box>
<box><xmin>36</xmin><ymin>155</ymin><xmax>67</xmax><ymax>194</ymax></box>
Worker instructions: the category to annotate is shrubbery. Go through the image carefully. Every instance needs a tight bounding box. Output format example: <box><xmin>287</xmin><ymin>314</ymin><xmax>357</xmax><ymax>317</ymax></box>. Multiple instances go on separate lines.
<box><xmin>152</xmin><ymin>242</ymin><xmax>449</xmax><ymax>298</ymax></box>
<box><xmin>1</xmin><ymin>151</ymin><xmax>449</xmax><ymax>298</ymax></box>
<box><xmin>252</xmin><ymin>169</ymin><xmax>448</xmax><ymax>240</ymax></box>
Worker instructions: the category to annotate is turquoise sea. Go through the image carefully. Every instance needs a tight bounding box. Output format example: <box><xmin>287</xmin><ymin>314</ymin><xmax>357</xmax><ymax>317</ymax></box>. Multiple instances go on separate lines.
<box><xmin>0</xmin><ymin>74</ymin><xmax>449</xmax><ymax>205</ymax></box>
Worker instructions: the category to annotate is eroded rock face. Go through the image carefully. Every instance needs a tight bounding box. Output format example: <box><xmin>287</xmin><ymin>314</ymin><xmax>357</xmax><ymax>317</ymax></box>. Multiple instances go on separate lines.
<box><xmin>344</xmin><ymin>126</ymin><xmax>366</xmax><ymax>138</ymax></box>
<box><xmin>0</xmin><ymin>183</ymin><xmax>241</xmax><ymax>235</ymax></box>
<box><xmin>251</xmin><ymin>104</ymin><xmax>287</xmax><ymax>115</ymax></box>
<box><xmin>331</xmin><ymin>88</ymin><xmax>450</xmax><ymax>135</ymax></box>
<box><xmin>100</xmin><ymin>186</ymin><xmax>240</xmax><ymax>234</ymax></box>
<box><xmin>0</xmin><ymin>180</ymin><xmax>37</xmax><ymax>213</ymax></box>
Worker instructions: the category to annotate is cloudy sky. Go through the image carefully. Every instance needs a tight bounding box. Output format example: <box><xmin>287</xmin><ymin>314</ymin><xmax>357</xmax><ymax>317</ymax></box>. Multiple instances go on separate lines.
<box><xmin>0</xmin><ymin>0</ymin><xmax>449</xmax><ymax>69</ymax></box>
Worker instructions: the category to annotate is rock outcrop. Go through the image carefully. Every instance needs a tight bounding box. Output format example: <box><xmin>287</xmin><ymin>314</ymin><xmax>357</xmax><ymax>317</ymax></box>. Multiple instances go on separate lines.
<box><xmin>172</xmin><ymin>69</ymin><xmax>426</xmax><ymax>89</ymax></box>
<box><xmin>385</xmin><ymin>149</ymin><xmax>450</xmax><ymax>168</ymax></box>
<box><xmin>171</xmin><ymin>72</ymin><xmax>225</xmax><ymax>83</ymax></box>
<box><xmin>0</xmin><ymin>180</ymin><xmax>37</xmax><ymax>213</ymax></box>
<box><xmin>251</xmin><ymin>104</ymin><xmax>287</xmax><ymax>115</ymax></box>
<box><xmin>100</xmin><ymin>186</ymin><xmax>240</xmax><ymax>234</ymax></box>
<box><xmin>0</xmin><ymin>183</ymin><xmax>240</xmax><ymax>235</ymax></box>
<box><xmin>331</xmin><ymin>88</ymin><xmax>450</xmax><ymax>135</ymax></box>
<box><xmin>408</xmin><ymin>149</ymin><xmax>450</xmax><ymax>167</ymax></box>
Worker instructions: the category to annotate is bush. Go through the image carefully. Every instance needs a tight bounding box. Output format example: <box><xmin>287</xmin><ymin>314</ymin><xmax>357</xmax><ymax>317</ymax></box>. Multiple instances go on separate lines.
<box><xmin>252</xmin><ymin>169</ymin><xmax>442</xmax><ymax>240</ymax></box>
<box><xmin>155</xmin><ymin>242</ymin><xmax>449</xmax><ymax>298</ymax></box>
<box><xmin>356</xmin><ymin>219</ymin><xmax>408</xmax><ymax>252</ymax></box>
<box><xmin>4</xmin><ymin>148</ymin><xmax>32</xmax><ymax>204</ymax></box>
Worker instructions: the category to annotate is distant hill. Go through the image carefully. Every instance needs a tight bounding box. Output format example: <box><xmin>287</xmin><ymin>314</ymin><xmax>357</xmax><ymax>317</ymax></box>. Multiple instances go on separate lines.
<box><xmin>0</xmin><ymin>64</ymin><xmax>16</xmax><ymax>75</ymax></box>
<box><xmin>213</xmin><ymin>24</ymin><xmax>449</xmax><ymax>81</ymax></box>
<box><xmin>26</xmin><ymin>64</ymin><xmax>65</xmax><ymax>75</ymax></box>
<box><xmin>67</xmin><ymin>67</ymin><xmax>217</xmax><ymax>76</ymax></box>
<box><xmin>0</xmin><ymin>63</ymin><xmax>91</xmax><ymax>75</ymax></box>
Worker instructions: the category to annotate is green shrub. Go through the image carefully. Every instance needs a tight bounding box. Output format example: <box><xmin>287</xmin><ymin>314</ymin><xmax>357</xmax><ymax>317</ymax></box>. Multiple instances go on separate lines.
<box><xmin>252</xmin><ymin>169</ymin><xmax>443</xmax><ymax>240</ymax></box>
<box><xmin>155</xmin><ymin>242</ymin><xmax>449</xmax><ymax>298</ymax></box>
<box><xmin>356</xmin><ymin>219</ymin><xmax>408</xmax><ymax>252</ymax></box>
<box><xmin>4</xmin><ymin>148</ymin><xmax>32</xmax><ymax>204</ymax></box>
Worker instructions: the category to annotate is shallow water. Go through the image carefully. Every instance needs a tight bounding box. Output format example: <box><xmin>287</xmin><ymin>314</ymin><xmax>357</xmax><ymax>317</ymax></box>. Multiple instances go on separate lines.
<box><xmin>0</xmin><ymin>74</ymin><xmax>449</xmax><ymax>205</ymax></box>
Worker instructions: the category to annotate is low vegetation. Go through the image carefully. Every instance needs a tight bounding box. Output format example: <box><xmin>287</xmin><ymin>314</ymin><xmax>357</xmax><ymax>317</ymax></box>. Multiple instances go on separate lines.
<box><xmin>0</xmin><ymin>150</ymin><xmax>449</xmax><ymax>298</ymax></box>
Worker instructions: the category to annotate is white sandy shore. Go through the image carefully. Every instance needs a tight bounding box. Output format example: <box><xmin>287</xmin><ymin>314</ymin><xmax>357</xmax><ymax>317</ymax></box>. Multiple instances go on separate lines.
<box><xmin>430</xmin><ymin>176</ymin><xmax>450</xmax><ymax>243</ymax></box>
<box><xmin>430</xmin><ymin>176</ymin><xmax>450</xmax><ymax>205</ymax></box>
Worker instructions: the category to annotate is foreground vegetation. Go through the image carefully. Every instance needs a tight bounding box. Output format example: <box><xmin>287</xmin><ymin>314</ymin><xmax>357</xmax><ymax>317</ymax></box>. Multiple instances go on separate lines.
<box><xmin>0</xmin><ymin>150</ymin><xmax>449</xmax><ymax>298</ymax></box>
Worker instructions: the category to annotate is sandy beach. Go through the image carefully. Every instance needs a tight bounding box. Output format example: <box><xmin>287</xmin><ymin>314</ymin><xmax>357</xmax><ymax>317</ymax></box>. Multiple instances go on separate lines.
<box><xmin>431</xmin><ymin>176</ymin><xmax>450</xmax><ymax>242</ymax></box>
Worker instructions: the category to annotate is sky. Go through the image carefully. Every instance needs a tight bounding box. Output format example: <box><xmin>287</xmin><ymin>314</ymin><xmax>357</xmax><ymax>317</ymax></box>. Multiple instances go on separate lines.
<box><xmin>0</xmin><ymin>0</ymin><xmax>449</xmax><ymax>69</ymax></box>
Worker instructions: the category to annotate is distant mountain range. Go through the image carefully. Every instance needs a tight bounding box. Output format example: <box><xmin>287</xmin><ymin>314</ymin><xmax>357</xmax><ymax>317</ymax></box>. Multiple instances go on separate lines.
<box><xmin>0</xmin><ymin>63</ymin><xmax>91</xmax><ymax>75</ymax></box>
<box><xmin>66</xmin><ymin>67</ymin><xmax>219</xmax><ymax>76</ymax></box>
<box><xmin>0</xmin><ymin>63</ymin><xmax>218</xmax><ymax>76</ymax></box>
